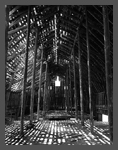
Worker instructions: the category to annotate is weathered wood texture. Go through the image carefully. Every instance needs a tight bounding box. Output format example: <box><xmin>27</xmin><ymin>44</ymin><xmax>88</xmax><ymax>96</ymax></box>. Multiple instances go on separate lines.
<box><xmin>37</xmin><ymin>48</ymin><xmax>44</xmax><ymax>119</ymax></box>
<box><xmin>86</xmin><ymin>7</ymin><xmax>94</xmax><ymax>133</ymax></box>
<box><xmin>43</xmin><ymin>62</ymin><xmax>48</xmax><ymax>116</ymax></box>
<box><xmin>30</xmin><ymin>27</ymin><xmax>38</xmax><ymax>124</ymax></box>
<box><xmin>103</xmin><ymin>5</ymin><xmax>113</xmax><ymax>144</ymax></box>
<box><xmin>20</xmin><ymin>6</ymin><xmax>31</xmax><ymax>135</ymax></box>
<box><xmin>73</xmin><ymin>47</ymin><xmax>78</xmax><ymax>119</ymax></box>
<box><xmin>5</xmin><ymin>112</ymin><xmax>110</xmax><ymax>145</ymax></box>
<box><xmin>69</xmin><ymin>64</ymin><xmax>72</xmax><ymax>115</ymax></box>
<box><xmin>78</xmin><ymin>33</ymin><xmax>84</xmax><ymax>126</ymax></box>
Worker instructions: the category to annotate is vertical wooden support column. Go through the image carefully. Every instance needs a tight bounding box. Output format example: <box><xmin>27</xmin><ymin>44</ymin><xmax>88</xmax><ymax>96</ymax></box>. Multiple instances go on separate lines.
<box><xmin>20</xmin><ymin>6</ymin><xmax>31</xmax><ymax>135</ymax></box>
<box><xmin>103</xmin><ymin>6</ymin><xmax>113</xmax><ymax>144</ymax></box>
<box><xmin>78</xmin><ymin>33</ymin><xmax>84</xmax><ymax>126</ymax></box>
<box><xmin>62</xmin><ymin>79</ymin><xmax>64</xmax><ymax>109</ymax></box>
<box><xmin>46</xmin><ymin>72</ymin><xmax>49</xmax><ymax>111</ymax></box>
<box><xmin>65</xmin><ymin>71</ymin><xmax>68</xmax><ymax>112</ymax></box>
<box><xmin>52</xmin><ymin>83</ymin><xmax>55</xmax><ymax>109</ymax></box>
<box><xmin>73</xmin><ymin>48</ymin><xmax>78</xmax><ymax>120</ymax></box>
<box><xmin>5</xmin><ymin>5</ymin><xmax>9</xmax><ymax>116</ymax></box>
<box><xmin>86</xmin><ymin>7</ymin><xmax>93</xmax><ymax>133</ymax></box>
<box><xmin>30</xmin><ymin>27</ymin><xmax>38</xmax><ymax>124</ymax></box>
<box><xmin>65</xmin><ymin>72</ymin><xmax>67</xmax><ymax>111</ymax></box>
<box><xmin>63</xmin><ymin>80</ymin><xmax>65</xmax><ymax>110</ymax></box>
<box><xmin>46</xmin><ymin>73</ymin><xmax>49</xmax><ymax>111</ymax></box>
<box><xmin>64</xmin><ymin>78</ymin><xmax>67</xmax><ymax>111</ymax></box>
<box><xmin>43</xmin><ymin>61</ymin><xmax>48</xmax><ymax>116</ymax></box>
<box><xmin>37</xmin><ymin>48</ymin><xmax>43</xmax><ymax>120</ymax></box>
<box><xmin>66</xmin><ymin>69</ymin><xmax>70</xmax><ymax>112</ymax></box>
<box><xmin>5</xmin><ymin>5</ymin><xmax>9</xmax><ymax>58</ymax></box>
<box><xmin>48</xmin><ymin>76</ymin><xmax>51</xmax><ymax>111</ymax></box>
<box><xmin>67</xmin><ymin>69</ymin><xmax>69</xmax><ymax>112</ymax></box>
<box><xmin>5</xmin><ymin>5</ymin><xmax>9</xmax><ymax>77</ymax></box>
<box><xmin>69</xmin><ymin>64</ymin><xmax>72</xmax><ymax>115</ymax></box>
<box><xmin>49</xmin><ymin>76</ymin><xmax>51</xmax><ymax>110</ymax></box>
<box><xmin>53</xmin><ymin>82</ymin><xmax>55</xmax><ymax>110</ymax></box>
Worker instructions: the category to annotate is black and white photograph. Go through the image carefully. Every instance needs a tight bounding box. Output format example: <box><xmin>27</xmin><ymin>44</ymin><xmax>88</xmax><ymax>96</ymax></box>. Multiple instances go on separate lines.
<box><xmin>5</xmin><ymin>5</ymin><xmax>113</xmax><ymax>145</ymax></box>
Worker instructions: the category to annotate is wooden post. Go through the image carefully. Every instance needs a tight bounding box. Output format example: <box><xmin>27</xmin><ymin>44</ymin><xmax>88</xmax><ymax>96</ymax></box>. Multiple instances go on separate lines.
<box><xmin>73</xmin><ymin>48</ymin><xmax>78</xmax><ymax>120</ymax></box>
<box><xmin>65</xmin><ymin>72</ymin><xmax>67</xmax><ymax>112</ymax></box>
<box><xmin>61</xmin><ymin>79</ymin><xmax>64</xmax><ymax>109</ymax></box>
<box><xmin>54</xmin><ymin>82</ymin><xmax>56</xmax><ymax>110</ymax></box>
<box><xmin>47</xmin><ymin>75</ymin><xmax>51</xmax><ymax>111</ymax></box>
<box><xmin>46</xmin><ymin>73</ymin><xmax>49</xmax><ymax>112</ymax></box>
<box><xmin>53</xmin><ymin>82</ymin><xmax>55</xmax><ymax>110</ymax></box>
<box><xmin>67</xmin><ymin>69</ymin><xmax>69</xmax><ymax>112</ymax></box>
<box><xmin>37</xmin><ymin>48</ymin><xmax>43</xmax><ymax>120</ymax></box>
<box><xmin>78</xmin><ymin>33</ymin><xmax>84</xmax><ymax>126</ymax></box>
<box><xmin>5</xmin><ymin>5</ymin><xmax>9</xmax><ymax>78</ymax></box>
<box><xmin>49</xmin><ymin>75</ymin><xmax>52</xmax><ymax>111</ymax></box>
<box><xmin>63</xmin><ymin>79</ymin><xmax>65</xmax><ymax>110</ymax></box>
<box><xmin>64</xmin><ymin>79</ymin><xmax>67</xmax><ymax>111</ymax></box>
<box><xmin>5</xmin><ymin>5</ymin><xmax>9</xmax><ymax>117</ymax></box>
<box><xmin>43</xmin><ymin>61</ymin><xmax>48</xmax><ymax>117</ymax></box>
<box><xmin>103</xmin><ymin>5</ymin><xmax>113</xmax><ymax>144</ymax></box>
<box><xmin>69</xmin><ymin>64</ymin><xmax>72</xmax><ymax>115</ymax></box>
<box><xmin>20</xmin><ymin>6</ymin><xmax>31</xmax><ymax>135</ymax></box>
<box><xmin>5</xmin><ymin>5</ymin><xmax>9</xmax><ymax>57</ymax></box>
<box><xmin>30</xmin><ymin>27</ymin><xmax>38</xmax><ymax>124</ymax></box>
<box><xmin>46</xmin><ymin>72</ymin><xmax>49</xmax><ymax>112</ymax></box>
<box><xmin>66</xmin><ymin>69</ymin><xmax>69</xmax><ymax>112</ymax></box>
<box><xmin>86</xmin><ymin>7</ymin><xmax>93</xmax><ymax>133</ymax></box>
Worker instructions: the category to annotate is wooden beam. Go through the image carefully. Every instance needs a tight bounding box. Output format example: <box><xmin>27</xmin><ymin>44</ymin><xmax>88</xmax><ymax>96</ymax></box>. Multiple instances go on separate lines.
<box><xmin>65</xmin><ymin>69</ymin><xmax>69</xmax><ymax>112</ymax></box>
<box><xmin>43</xmin><ymin>61</ymin><xmax>48</xmax><ymax>117</ymax></box>
<box><xmin>78</xmin><ymin>32</ymin><xmax>84</xmax><ymax>126</ymax></box>
<box><xmin>37</xmin><ymin>48</ymin><xmax>43</xmax><ymax>120</ymax></box>
<box><xmin>30</xmin><ymin>27</ymin><xmax>38</xmax><ymax>124</ymax></box>
<box><xmin>73</xmin><ymin>47</ymin><xmax>78</xmax><ymax>120</ymax></box>
<box><xmin>67</xmin><ymin>66</ymin><xmax>71</xmax><ymax>113</ymax></box>
<box><xmin>45</xmin><ymin>72</ymin><xmax>49</xmax><ymax>112</ymax></box>
<box><xmin>86</xmin><ymin>7</ymin><xmax>94</xmax><ymax>133</ymax></box>
<box><xmin>70</xmin><ymin>29</ymin><xmax>79</xmax><ymax>57</ymax></box>
<box><xmin>65</xmin><ymin>73</ymin><xmax>67</xmax><ymax>112</ymax></box>
<box><xmin>9</xmin><ymin>10</ymin><xmax>27</xmax><ymax>29</ymax></box>
<box><xmin>103</xmin><ymin>5</ymin><xmax>113</xmax><ymax>144</ymax></box>
<box><xmin>20</xmin><ymin>6</ymin><xmax>31</xmax><ymax>135</ymax></box>
<box><xmin>9</xmin><ymin>6</ymin><xmax>21</xmax><ymax>16</ymax></box>
<box><xmin>60</xmin><ymin>17</ymin><xmax>78</xmax><ymax>30</ymax></box>
<box><xmin>67</xmin><ymin>69</ymin><xmax>69</xmax><ymax>112</ymax></box>
<box><xmin>5</xmin><ymin>5</ymin><xmax>9</xmax><ymax>116</ymax></box>
<box><xmin>62</xmin><ymin>79</ymin><xmax>64</xmax><ymax>110</ymax></box>
<box><xmin>8</xmin><ymin>25</ymin><xmax>27</xmax><ymax>35</ymax></box>
<box><xmin>64</xmin><ymin>79</ymin><xmax>66</xmax><ymax>111</ymax></box>
<box><xmin>69</xmin><ymin>64</ymin><xmax>72</xmax><ymax>115</ymax></box>
<box><xmin>47</xmin><ymin>75</ymin><xmax>51</xmax><ymax>111</ymax></box>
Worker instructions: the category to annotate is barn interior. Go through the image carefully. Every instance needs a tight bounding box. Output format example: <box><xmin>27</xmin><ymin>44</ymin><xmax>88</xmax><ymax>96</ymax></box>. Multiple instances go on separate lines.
<box><xmin>5</xmin><ymin>5</ymin><xmax>113</xmax><ymax>145</ymax></box>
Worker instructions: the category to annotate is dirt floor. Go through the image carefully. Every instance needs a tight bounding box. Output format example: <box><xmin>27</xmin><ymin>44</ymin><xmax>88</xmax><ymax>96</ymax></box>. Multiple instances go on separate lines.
<box><xmin>5</xmin><ymin>111</ymin><xmax>110</xmax><ymax>145</ymax></box>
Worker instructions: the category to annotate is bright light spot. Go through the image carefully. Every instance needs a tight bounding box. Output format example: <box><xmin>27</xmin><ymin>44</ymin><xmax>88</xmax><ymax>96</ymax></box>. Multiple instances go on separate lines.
<box><xmin>58</xmin><ymin>139</ymin><xmax>61</xmax><ymax>143</ymax></box>
<box><xmin>55</xmin><ymin>76</ymin><xmax>60</xmax><ymax>86</ymax></box>
<box><xmin>102</xmin><ymin>114</ymin><xmax>108</xmax><ymax>122</ymax></box>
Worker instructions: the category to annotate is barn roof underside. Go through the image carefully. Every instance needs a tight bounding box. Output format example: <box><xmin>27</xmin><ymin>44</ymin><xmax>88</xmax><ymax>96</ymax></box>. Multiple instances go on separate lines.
<box><xmin>5</xmin><ymin>5</ymin><xmax>113</xmax><ymax>93</ymax></box>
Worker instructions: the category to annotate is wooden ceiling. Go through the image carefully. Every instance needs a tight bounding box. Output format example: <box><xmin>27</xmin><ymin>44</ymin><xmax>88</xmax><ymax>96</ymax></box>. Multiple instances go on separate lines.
<box><xmin>5</xmin><ymin>5</ymin><xmax>113</xmax><ymax>93</ymax></box>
